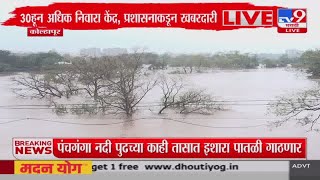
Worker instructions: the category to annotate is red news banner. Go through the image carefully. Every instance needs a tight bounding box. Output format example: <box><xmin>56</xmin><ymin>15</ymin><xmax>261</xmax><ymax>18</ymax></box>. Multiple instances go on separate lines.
<box><xmin>2</xmin><ymin>3</ymin><xmax>287</xmax><ymax>36</ymax></box>
<box><xmin>13</xmin><ymin>138</ymin><xmax>306</xmax><ymax>159</ymax></box>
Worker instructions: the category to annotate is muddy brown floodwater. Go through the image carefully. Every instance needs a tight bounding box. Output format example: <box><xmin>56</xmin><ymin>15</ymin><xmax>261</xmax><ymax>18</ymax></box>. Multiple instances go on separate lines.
<box><xmin>0</xmin><ymin>68</ymin><xmax>319</xmax><ymax>159</ymax></box>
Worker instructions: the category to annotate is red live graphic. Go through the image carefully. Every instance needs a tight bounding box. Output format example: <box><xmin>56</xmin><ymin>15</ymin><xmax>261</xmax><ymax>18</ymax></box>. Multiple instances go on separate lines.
<box><xmin>3</xmin><ymin>3</ymin><xmax>282</xmax><ymax>34</ymax></box>
<box><xmin>13</xmin><ymin>138</ymin><xmax>306</xmax><ymax>159</ymax></box>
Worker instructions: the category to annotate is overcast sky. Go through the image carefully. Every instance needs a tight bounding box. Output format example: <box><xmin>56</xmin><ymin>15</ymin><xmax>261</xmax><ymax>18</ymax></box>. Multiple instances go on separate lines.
<box><xmin>0</xmin><ymin>0</ymin><xmax>319</xmax><ymax>54</ymax></box>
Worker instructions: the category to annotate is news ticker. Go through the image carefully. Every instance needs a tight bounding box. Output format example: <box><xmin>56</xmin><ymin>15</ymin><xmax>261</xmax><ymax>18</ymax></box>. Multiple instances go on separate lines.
<box><xmin>0</xmin><ymin>160</ymin><xmax>319</xmax><ymax>177</ymax></box>
<box><xmin>2</xmin><ymin>3</ymin><xmax>307</xmax><ymax>36</ymax></box>
<box><xmin>12</xmin><ymin>138</ymin><xmax>306</xmax><ymax>159</ymax></box>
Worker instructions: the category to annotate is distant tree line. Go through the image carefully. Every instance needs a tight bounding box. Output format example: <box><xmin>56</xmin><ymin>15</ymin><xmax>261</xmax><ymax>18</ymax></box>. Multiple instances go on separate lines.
<box><xmin>259</xmin><ymin>54</ymin><xmax>300</xmax><ymax>68</ymax></box>
<box><xmin>143</xmin><ymin>51</ymin><xmax>260</xmax><ymax>71</ymax></box>
<box><xmin>1</xmin><ymin>49</ymin><xmax>320</xmax><ymax>78</ymax></box>
<box><xmin>0</xmin><ymin>50</ymin><xmax>261</xmax><ymax>73</ymax></box>
<box><xmin>300</xmin><ymin>49</ymin><xmax>320</xmax><ymax>78</ymax></box>
<box><xmin>0</xmin><ymin>50</ymin><xmax>64</xmax><ymax>72</ymax></box>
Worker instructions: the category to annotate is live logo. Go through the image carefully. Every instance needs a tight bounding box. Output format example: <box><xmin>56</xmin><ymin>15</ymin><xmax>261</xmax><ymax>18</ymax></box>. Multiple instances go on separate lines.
<box><xmin>278</xmin><ymin>28</ymin><xmax>307</xmax><ymax>33</ymax></box>
<box><xmin>277</xmin><ymin>8</ymin><xmax>307</xmax><ymax>33</ymax></box>
<box><xmin>223</xmin><ymin>10</ymin><xmax>274</xmax><ymax>26</ymax></box>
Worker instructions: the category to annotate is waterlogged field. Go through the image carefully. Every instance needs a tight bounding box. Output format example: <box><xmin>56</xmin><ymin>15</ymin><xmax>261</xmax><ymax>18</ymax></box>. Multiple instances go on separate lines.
<box><xmin>0</xmin><ymin>68</ymin><xmax>319</xmax><ymax>159</ymax></box>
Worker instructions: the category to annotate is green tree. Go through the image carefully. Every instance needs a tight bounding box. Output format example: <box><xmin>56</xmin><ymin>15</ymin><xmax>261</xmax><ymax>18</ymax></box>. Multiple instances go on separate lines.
<box><xmin>300</xmin><ymin>50</ymin><xmax>320</xmax><ymax>78</ymax></box>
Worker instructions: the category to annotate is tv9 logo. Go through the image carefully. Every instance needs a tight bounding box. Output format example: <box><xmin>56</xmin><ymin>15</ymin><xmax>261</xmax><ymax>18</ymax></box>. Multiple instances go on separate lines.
<box><xmin>277</xmin><ymin>8</ymin><xmax>307</xmax><ymax>33</ymax></box>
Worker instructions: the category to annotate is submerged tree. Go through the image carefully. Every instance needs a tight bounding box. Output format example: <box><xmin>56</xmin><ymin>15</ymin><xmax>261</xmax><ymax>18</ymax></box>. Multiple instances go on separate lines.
<box><xmin>99</xmin><ymin>53</ymin><xmax>157</xmax><ymax>116</ymax></box>
<box><xmin>13</xmin><ymin>51</ymin><xmax>157</xmax><ymax>116</ymax></box>
<box><xmin>268</xmin><ymin>88</ymin><xmax>320</xmax><ymax>132</ymax></box>
<box><xmin>12</xmin><ymin>69</ymin><xmax>78</xmax><ymax>99</ymax></box>
<box><xmin>158</xmin><ymin>75</ymin><xmax>222</xmax><ymax>114</ymax></box>
<box><xmin>71</xmin><ymin>58</ymin><xmax>114</xmax><ymax>101</ymax></box>
<box><xmin>158</xmin><ymin>75</ymin><xmax>184</xmax><ymax>114</ymax></box>
<box><xmin>175</xmin><ymin>90</ymin><xmax>222</xmax><ymax>114</ymax></box>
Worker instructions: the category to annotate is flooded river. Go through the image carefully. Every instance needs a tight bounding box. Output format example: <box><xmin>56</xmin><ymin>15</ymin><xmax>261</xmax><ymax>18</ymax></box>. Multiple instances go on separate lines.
<box><xmin>1</xmin><ymin>68</ymin><xmax>319</xmax><ymax>159</ymax></box>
